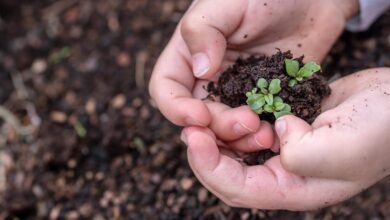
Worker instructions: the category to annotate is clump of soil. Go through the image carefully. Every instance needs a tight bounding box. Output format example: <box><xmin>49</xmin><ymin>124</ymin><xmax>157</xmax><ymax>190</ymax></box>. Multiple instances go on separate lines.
<box><xmin>207</xmin><ymin>51</ymin><xmax>331</xmax><ymax>165</ymax></box>
<box><xmin>207</xmin><ymin>50</ymin><xmax>331</xmax><ymax>124</ymax></box>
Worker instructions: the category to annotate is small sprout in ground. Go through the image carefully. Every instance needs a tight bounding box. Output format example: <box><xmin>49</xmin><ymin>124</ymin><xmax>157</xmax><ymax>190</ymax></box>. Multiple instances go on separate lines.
<box><xmin>246</xmin><ymin>78</ymin><xmax>291</xmax><ymax>118</ymax></box>
<box><xmin>285</xmin><ymin>59</ymin><xmax>321</xmax><ymax>87</ymax></box>
<box><xmin>263</xmin><ymin>96</ymin><xmax>292</xmax><ymax>119</ymax></box>
<box><xmin>74</xmin><ymin>121</ymin><xmax>87</xmax><ymax>138</ymax></box>
<box><xmin>50</xmin><ymin>47</ymin><xmax>72</xmax><ymax>64</ymax></box>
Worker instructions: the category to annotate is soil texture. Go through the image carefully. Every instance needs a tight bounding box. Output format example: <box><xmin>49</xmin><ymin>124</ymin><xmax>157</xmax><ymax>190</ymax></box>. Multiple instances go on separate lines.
<box><xmin>0</xmin><ymin>0</ymin><xmax>390</xmax><ymax>219</ymax></box>
<box><xmin>207</xmin><ymin>51</ymin><xmax>331</xmax><ymax>124</ymax></box>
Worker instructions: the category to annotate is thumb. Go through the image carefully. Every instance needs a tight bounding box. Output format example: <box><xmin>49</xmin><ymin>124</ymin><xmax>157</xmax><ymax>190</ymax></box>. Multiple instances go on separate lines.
<box><xmin>275</xmin><ymin>115</ymin><xmax>343</xmax><ymax>179</ymax></box>
<box><xmin>274</xmin><ymin>115</ymin><xmax>313</xmax><ymax>173</ymax></box>
<box><xmin>180</xmin><ymin>0</ymin><xmax>247</xmax><ymax>79</ymax></box>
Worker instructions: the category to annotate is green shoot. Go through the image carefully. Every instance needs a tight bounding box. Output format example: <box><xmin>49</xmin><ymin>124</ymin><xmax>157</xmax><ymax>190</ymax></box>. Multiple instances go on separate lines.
<box><xmin>246</xmin><ymin>78</ymin><xmax>292</xmax><ymax>119</ymax></box>
<box><xmin>50</xmin><ymin>47</ymin><xmax>72</xmax><ymax>64</ymax></box>
<box><xmin>74</xmin><ymin>121</ymin><xmax>87</xmax><ymax>138</ymax></box>
<box><xmin>285</xmin><ymin>59</ymin><xmax>321</xmax><ymax>87</ymax></box>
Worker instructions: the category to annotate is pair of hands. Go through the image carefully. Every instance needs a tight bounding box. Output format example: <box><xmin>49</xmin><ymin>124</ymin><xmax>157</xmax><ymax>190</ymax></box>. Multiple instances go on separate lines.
<box><xmin>149</xmin><ymin>0</ymin><xmax>390</xmax><ymax>210</ymax></box>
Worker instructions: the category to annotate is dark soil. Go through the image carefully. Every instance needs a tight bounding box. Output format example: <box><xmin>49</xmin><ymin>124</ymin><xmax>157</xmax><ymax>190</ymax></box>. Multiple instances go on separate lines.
<box><xmin>0</xmin><ymin>0</ymin><xmax>390</xmax><ymax>219</ymax></box>
<box><xmin>207</xmin><ymin>51</ymin><xmax>331</xmax><ymax>124</ymax></box>
<box><xmin>207</xmin><ymin>51</ymin><xmax>331</xmax><ymax>166</ymax></box>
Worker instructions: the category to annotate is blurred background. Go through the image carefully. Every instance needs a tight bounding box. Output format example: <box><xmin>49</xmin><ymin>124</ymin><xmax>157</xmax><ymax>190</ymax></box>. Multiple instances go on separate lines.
<box><xmin>0</xmin><ymin>0</ymin><xmax>389</xmax><ymax>219</ymax></box>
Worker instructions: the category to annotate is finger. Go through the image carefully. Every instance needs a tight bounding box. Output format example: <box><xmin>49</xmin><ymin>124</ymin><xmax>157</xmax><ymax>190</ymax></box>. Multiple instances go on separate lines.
<box><xmin>271</xmin><ymin>130</ymin><xmax>281</xmax><ymax>152</ymax></box>
<box><xmin>276</xmin><ymin>69</ymin><xmax>390</xmax><ymax>179</ymax></box>
<box><xmin>149</xmin><ymin>32</ymin><xmax>211</xmax><ymax>127</ymax></box>
<box><xmin>227</xmin><ymin>121</ymin><xmax>274</xmax><ymax>152</ymax></box>
<box><xmin>206</xmin><ymin>103</ymin><xmax>260</xmax><ymax>141</ymax></box>
<box><xmin>182</xmin><ymin>127</ymin><xmax>360</xmax><ymax>210</ymax></box>
<box><xmin>275</xmin><ymin>113</ymin><xmax>363</xmax><ymax>180</ymax></box>
<box><xmin>180</xmin><ymin>0</ymin><xmax>247</xmax><ymax>79</ymax></box>
<box><xmin>322</xmin><ymin>69</ymin><xmax>387</xmax><ymax>111</ymax></box>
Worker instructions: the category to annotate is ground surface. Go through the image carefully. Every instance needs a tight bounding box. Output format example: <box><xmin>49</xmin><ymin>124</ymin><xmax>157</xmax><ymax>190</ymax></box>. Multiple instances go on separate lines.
<box><xmin>0</xmin><ymin>0</ymin><xmax>389</xmax><ymax>219</ymax></box>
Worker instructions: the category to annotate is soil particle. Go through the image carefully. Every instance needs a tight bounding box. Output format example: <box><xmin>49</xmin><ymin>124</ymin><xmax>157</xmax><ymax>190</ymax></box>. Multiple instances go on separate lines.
<box><xmin>1</xmin><ymin>1</ymin><xmax>390</xmax><ymax>219</ymax></box>
<box><xmin>208</xmin><ymin>50</ymin><xmax>331</xmax><ymax>124</ymax></box>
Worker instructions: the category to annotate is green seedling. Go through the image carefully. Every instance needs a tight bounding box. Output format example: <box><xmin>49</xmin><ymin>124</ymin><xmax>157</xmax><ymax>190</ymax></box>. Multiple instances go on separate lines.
<box><xmin>246</xmin><ymin>78</ymin><xmax>292</xmax><ymax>119</ymax></box>
<box><xmin>285</xmin><ymin>59</ymin><xmax>321</xmax><ymax>87</ymax></box>
<box><xmin>50</xmin><ymin>47</ymin><xmax>72</xmax><ymax>64</ymax></box>
<box><xmin>74</xmin><ymin>121</ymin><xmax>87</xmax><ymax>138</ymax></box>
<box><xmin>263</xmin><ymin>96</ymin><xmax>292</xmax><ymax>119</ymax></box>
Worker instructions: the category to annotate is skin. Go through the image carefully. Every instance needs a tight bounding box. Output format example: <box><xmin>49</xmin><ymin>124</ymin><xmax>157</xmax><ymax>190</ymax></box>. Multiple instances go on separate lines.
<box><xmin>149</xmin><ymin>0</ymin><xmax>357</xmax><ymax>152</ymax></box>
<box><xmin>182</xmin><ymin>68</ymin><xmax>390</xmax><ymax>210</ymax></box>
<box><xmin>147</xmin><ymin>0</ymin><xmax>390</xmax><ymax>211</ymax></box>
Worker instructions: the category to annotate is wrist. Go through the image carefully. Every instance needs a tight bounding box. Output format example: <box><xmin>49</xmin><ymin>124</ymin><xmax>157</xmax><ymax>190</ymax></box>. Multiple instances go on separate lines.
<box><xmin>333</xmin><ymin>0</ymin><xmax>360</xmax><ymax>20</ymax></box>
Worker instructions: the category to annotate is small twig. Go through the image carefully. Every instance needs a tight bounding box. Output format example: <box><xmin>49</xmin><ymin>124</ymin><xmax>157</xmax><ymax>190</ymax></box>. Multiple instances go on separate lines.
<box><xmin>0</xmin><ymin>161</ymin><xmax>5</xmax><ymax>192</ymax></box>
<box><xmin>11</xmin><ymin>73</ymin><xmax>29</xmax><ymax>100</ymax></box>
<box><xmin>135</xmin><ymin>51</ymin><xmax>148</xmax><ymax>89</ymax></box>
<box><xmin>25</xmin><ymin>103</ymin><xmax>41</xmax><ymax>127</ymax></box>
<box><xmin>10</xmin><ymin>72</ymin><xmax>41</xmax><ymax>134</ymax></box>
<box><xmin>0</xmin><ymin>106</ymin><xmax>23</xmax><ymax>134</ymax></box>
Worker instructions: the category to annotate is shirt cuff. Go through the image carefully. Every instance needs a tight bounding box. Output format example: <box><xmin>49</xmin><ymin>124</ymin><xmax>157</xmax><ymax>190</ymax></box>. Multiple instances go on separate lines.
<box><xmin>346</xmin><ymin>0</ymin><xmax>390</xmax><ymax>32</ymax></box>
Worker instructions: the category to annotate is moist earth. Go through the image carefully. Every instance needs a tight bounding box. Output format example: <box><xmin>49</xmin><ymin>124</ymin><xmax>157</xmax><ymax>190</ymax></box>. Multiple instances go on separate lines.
<box><xmin>207</xmin><ymin>50</ymin><xmax>331</xmax><ymax>165</ymax></box>
<box><xmin>1</xmin><ymin>0</ymin><xmax>390</xmax><ymax>219</ymax></box>
<box><xmin>207</xmin><ymin>50</ymin><xmax>331</xmax><ymax>124</ymax></box>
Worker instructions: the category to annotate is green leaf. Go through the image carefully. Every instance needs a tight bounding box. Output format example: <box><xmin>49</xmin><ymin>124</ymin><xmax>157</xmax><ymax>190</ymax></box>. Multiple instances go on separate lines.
<box><xmin>268</xmin><ymin>79</ymin><xmax>281</xmax><ymax>95</ymax></box>
<box><xmin>285</xmin><ymin>59</ymin><xmax>300</xmax><ymax>77</ymax></box>
<box><xmin>274</xmin><ymin>102</ymin><xmax>285</xmax><ymax>111</ymax></box>
<box><xmin>264</xmin><ymin>104</ymin><xmax>274</xmax><ymax>113</ymax></box>
<box><xmin>274</xmin><ymin>96</ymin><xmax>283</xmax><ymax>104</ymax></box>
<box><xmin>274</xmin><ymin>110</ymin><xmax>292</xmax><ymax>119</ymax></box>
<box><xmin>254</xmin><ymin>108</ymin><xmax>264</xmax><ymax>114</ymax></box>
<box><xmin>260</xmin><ymin>88</ymin><xmax>268</xmax><ymax>95</ymax></box>
<box><xmin>288</xmin><ymin>79</ymin><xmax>297</xmax><ymax>87</ymax></box>
<box><xmin>274</xmin><ymin>104</ymin><xmax>292</xmax><ymax>119</ymax></box>
<box><xmin>245</xmin><ymin>92</ymin><xmax>252</xmax><ymax>97</ymax></box>
<box><xmin>297</xmin><ymin>61</ymin><xmax>321</xmax><ymax>78</ymax></box>
<box><xmin>264</xmin><ymin>94</ymin><xmax>274</xmax><ymax>105</ymax></box>
<box><xmin>74</xmin><ymin>121</ymin><xmax>87</xmax><ymax>138</ymax></box>
<box><xmin>296</xmin><ymin>77</ymin><xmax>303</xmax><ymax>81</ymax></box>
<box><xmin>281</xmin><ymin>104</ymin><xmax>292</xmax><ymax>112</ymax></box>
<box><xmin>257</xmin><ymin>78</ymin><xmax>268</xmax><ymax>89</ymax></box>
<box><xmin>247</xmin><ymin>95</ymin><xmax>265</xmax><ymax>110</ymax></box>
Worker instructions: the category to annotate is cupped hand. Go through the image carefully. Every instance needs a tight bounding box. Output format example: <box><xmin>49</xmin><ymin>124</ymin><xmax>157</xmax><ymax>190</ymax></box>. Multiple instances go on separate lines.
<box><xmin>181</xmin><ymin>68</ymin><xmax>390</xmax><ymax>210</ymax></box>
<box><xmin>149</xmin><ymin>0</ymin><xmax>357</xmax><ymax>140</ymax></box>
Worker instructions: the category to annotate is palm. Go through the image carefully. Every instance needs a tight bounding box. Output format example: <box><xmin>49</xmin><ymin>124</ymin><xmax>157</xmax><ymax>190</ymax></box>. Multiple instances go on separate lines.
<box><xmin>184</xmin><ymin>69</ymin><xmax>390</xmax><ymax>210</ymax></box>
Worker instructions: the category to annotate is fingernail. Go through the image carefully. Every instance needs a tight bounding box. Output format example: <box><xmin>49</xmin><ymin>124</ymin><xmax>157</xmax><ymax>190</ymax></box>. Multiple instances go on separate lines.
<box><xmin>185</xmin><ymin>117</ymin><xmax>204</xmax><ymax>126</ymax></box>
<box><xmin>233</xmin><ymin>123</ymin><xmax>254</xmax><ymax>135</ymax></box>
<box><xmin>249</xmin><ymin>136</ymin><xmax>266</xmax><ymax>149</ymax></box>
<box><xmin>192</xmin><ymin>53</ymin><xmax>210</xmax><ymax>78</ymax></box>
<box><xmin>180</xmin><ymin>131</ymin><xmax>188</xmax><ymax>145</ymax></box>
<box><xmin>275</xmin><ymin>119</ymin><xmax>286</xmax><ymax>137</ymax></box>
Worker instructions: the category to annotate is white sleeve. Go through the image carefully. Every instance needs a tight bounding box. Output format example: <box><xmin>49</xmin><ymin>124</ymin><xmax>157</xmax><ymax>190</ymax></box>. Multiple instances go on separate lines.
<box><xmin>346</xmin><ymin>0</ymin><xmax>390</xmax><ymax>32</ymax></box>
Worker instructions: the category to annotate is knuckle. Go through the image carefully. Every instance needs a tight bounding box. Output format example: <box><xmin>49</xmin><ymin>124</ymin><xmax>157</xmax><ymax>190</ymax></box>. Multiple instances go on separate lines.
<box><xmin>180</xmin><ymin>14</ymin><xmax>200</xmax><ymax>38</ymax></box>
<box><xmin>280</xmin><ymin>147</ymin><xmax>299</xmax><ymax>173</ymax></box>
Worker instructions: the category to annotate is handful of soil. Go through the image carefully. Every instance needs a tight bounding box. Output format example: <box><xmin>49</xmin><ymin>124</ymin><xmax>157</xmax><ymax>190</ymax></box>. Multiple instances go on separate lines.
<box><xmin>207</xmin><ymin>50</ymin><xmax>331</xmax><ymax>165</ymax></box>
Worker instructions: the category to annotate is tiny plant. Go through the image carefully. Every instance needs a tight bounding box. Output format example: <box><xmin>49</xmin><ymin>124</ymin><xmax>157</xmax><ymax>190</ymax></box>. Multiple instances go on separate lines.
<box><xmin>246</xmin><ymin>78</ymin><xmax>292</xmax><ymax>119</ymax></box>
<box><xmin>285</xmin><ymin>59</ymin><xmax>321</xmax><ymax>87</ymax></box>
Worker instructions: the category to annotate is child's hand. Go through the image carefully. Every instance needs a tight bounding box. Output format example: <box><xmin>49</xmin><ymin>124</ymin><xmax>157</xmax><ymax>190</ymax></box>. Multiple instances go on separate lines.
<box><xmin>181</xmin><ymin>68</ymin><xmax>390</xmax><ymax>210</ymax></box>
<box><xmin>149</xmin><ymin>0</ymin><xmax>358</xmax><ymax>132</ymax></box>
<box><xmin>277</xmin><ymin>68</ymin><xmax>390</xmax><ymax>187</ymax></box>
